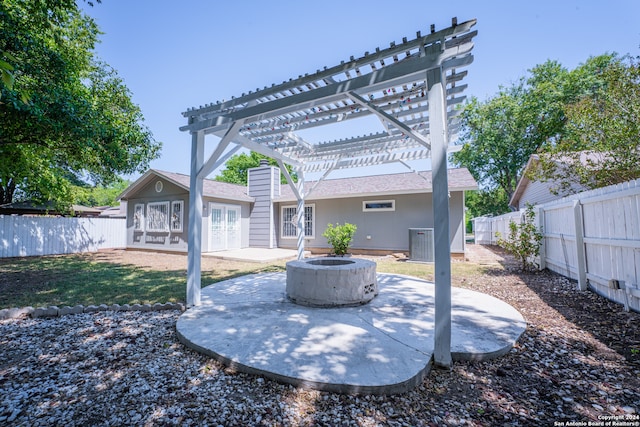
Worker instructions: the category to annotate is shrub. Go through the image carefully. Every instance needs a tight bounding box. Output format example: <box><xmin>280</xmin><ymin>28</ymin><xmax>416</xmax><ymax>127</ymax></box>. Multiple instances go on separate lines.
<box><xmin>323</xmin><ymin>223</ymin><xmax>357</xmax><ymax>256</ymax></box>
<box><xmin>496</xmin><ymin>204</ymin><xmax>543</xmax><ymax>271</ymax></box>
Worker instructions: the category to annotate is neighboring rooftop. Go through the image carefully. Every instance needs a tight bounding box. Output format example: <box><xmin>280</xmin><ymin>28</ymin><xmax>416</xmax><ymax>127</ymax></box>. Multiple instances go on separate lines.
<box><xmin>0</xmin><ymin>201</ymin><xmax>102</xmax><ymax>217</ymax></box>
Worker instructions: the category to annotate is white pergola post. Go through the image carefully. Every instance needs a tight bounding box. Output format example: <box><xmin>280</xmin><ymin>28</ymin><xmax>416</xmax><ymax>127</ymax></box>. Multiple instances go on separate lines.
<box><xmin>181</xmin><ymin>18</ymin><xmax>476</xmax><ymax>322</ymax></box>
<box><xmin>296</xmin><ymin>169</ymin><xmax>305</xmax><ymax>260</ymax></box>
<box><xmin>427</xmin><ymin>65</ymin><xmax>452</xmax><ymax>369</ymax></box>
<box><xmin>187</xmin><ymin>130</ymin><xmax>204</xmax><ymax>307</ymax></box>
<box><xmin>278</xmin><ymin>161</ymin><xmax>306</xmax><ymax>260</ymax></box>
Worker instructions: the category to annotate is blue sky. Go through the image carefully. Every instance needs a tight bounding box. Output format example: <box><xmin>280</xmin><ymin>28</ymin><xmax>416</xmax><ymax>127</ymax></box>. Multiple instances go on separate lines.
<box><xmin>81</xmin><ymin>0</ymin><xmax>640</xmax><ymax>181</ymax></box>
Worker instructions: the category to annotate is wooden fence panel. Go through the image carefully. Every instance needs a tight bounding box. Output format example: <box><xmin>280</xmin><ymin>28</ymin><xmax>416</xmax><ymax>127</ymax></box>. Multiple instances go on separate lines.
<box><xmin>471</xmin><ymin>178</ymin><xmax>640</xmax><ymax>312</ymax></box>
<box><xmin>0</xmin><ymin>216</ymin><xmax>126</xmax><ymax>258</ymax></box>
<box><xmin>579</xmin><ymin>181</ymin><xmax>640</xmax><ymax>311</ymax></box>
<box><xmin>541</xmin><ymin>202</ymin><xmax>577</xmax><ymax>280</ymax></box>
<box><xmin>473</xmin><ymin>217</ymin><xmax>494</xmax><ymax>245</ymax></box>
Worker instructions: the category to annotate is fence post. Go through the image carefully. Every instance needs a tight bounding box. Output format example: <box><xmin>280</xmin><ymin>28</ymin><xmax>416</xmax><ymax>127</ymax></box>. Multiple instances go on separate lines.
<box><xmin>573</xmin><ymin>200</ymin><xmax>587</xmax><ymax>290</ymax></box>
<box><xmin>537</xmin><ymin>206</ymin><xmax>546</xmax><ymax>270</ymax></box>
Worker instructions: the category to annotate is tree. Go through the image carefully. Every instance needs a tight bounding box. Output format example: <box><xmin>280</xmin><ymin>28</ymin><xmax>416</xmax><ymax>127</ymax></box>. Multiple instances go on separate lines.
<box><xmin>72</xmin><ymin>177</ymin><xmax>131</xmax><ymax>207</ymax></box>
<box><xmin>215</xmin><ymin>151</ymin><xmax>297</xmax><ymax>185</ymax></box>
<box><xmin>464</xmin><ymin>188</ymin><xmax>510</xmax><ymax>232</ymax></box>
<box><xmin>534</xmin><ymin>54</ymin><xmax>640</xmax><ymax>191</ymax></box>
<box><xmin>465</xmin><ymin>188</ymin><xmax>510</xmax><ymax>218</ymax></box>
<box><xmin>0</xmin><ymin>0</ymin><xmax>160</xmax><ymax>209</ymax></box>
<box><xmin>452</xmin><ymin>87</ymin><xmax>539</xmax><ymax>202</ymax></box>
<box><xmin>452</xmin><ymin>56</ymin><xmax>615</xmax><ymax>214</ymax></box>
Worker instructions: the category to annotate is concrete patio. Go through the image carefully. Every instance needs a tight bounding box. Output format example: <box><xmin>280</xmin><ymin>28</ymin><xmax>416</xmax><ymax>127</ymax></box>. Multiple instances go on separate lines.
<box><xmin>176</xmin><ymin>272</ymin><xmax>526</xmax><ymax>395</ymax></box>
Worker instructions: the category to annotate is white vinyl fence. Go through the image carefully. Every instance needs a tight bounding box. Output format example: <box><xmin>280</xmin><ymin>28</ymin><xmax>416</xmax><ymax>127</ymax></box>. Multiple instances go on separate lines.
<box><xmin>473</xmin><ymin>178</ymin><xmax>640</xmax><ymax>312</ymax></box>
<box><xmin>0</xmin><ymin>216</ymin><xmax>126</xmax><ymax>258</ymax></box>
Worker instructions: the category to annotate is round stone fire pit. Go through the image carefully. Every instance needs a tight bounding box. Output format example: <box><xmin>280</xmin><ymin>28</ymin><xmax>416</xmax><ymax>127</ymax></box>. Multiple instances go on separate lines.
<box><xmin>286</xmin><ymin>257</ymin><xmax>377</xmax><ymax>307</ymax></box>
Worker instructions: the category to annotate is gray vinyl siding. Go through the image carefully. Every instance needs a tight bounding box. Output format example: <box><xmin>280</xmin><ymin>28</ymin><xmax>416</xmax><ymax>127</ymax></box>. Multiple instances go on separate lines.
<box><xmin>126</xmin><ymin>177</ymin><xmax>190</xmax><ymax>251</ymax></box>
<box><xmin>125</xmin><ymin>176</ymin><xmax>251</xmax><ymax>252</ymax></box>
<box><xmin>517</xmin><ymin>178</ymin><xmax>587</xmax><ymax>211</ymax></box>
<box><xmin>517</xmin><ymin>180</ymin><xmax>560</xmax><ymax>210</ymax></box>
<box><xmin>275</xmin><ymin>191</ymin><xmax>466</xmax><ymax>254</ymax></box>
<box><xmin>248</xmin><ymin>166</ymin><xmax>280</xmax><ymax>248</ymax></box>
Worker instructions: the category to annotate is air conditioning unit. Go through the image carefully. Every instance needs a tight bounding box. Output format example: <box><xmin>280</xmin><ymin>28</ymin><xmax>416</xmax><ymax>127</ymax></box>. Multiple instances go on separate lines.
<box><xmin>408</xmin><ymin>228</ymin><xmax>434</xmax><ymax>262</ymax></box>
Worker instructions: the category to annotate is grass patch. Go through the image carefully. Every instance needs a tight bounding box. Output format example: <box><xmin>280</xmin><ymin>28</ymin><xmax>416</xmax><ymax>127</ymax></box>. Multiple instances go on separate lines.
<box><xmin>0</xmin><ymin>254</ymin><xmax>285</xmax><ymax>309</ymax></box>
<box><xmin>0</xmin><ymin>252</ymin><xmax>498</xmax><ymax>309</ymax></box>
<box><xmin>375</xmin><ymin>258</ymin><xmax>496</xmax><ymax>284</ymax></box>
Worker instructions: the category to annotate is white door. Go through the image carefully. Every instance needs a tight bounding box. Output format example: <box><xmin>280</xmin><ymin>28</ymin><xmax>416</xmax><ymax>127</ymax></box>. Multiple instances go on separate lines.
<box><xmin>209</xmin><ymin>203</ymin><xmax>241</xmax><ymax>251</ymax></box>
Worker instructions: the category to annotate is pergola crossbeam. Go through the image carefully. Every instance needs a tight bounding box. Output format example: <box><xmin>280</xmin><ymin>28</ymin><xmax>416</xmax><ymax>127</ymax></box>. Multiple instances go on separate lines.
<box><xmin>347</xmin><ymin>91</ymin><xmax>432</xmax><ymax>150</ymax></box>
<box><xmin>182</xmin><ymin>21</ymin><xmax>475</xmax><ymax>120</ymax></box>
<box><xmin>180</xmin><ymin>42</ymin><xmax>474</xmax><ymax>135</ymax></box>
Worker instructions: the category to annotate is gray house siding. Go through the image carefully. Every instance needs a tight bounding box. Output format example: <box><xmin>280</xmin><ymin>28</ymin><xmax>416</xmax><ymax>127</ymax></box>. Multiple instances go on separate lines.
<box><xmin>517</xmin><ymin>179</ymin><xmax>561</xmax><ymax>210</ymax></box>
<box><xmin>121</xmin><ymin>168</ymin><xmax>474</xmax><ymax>256</ymax></box>
<box><xmin>248</xmin><ymin>165</ymin><xmax>280</xmax><ymax>248</ymax></box>
<box><xmin>126</xmin><ymin>177</ymin><xmax>190</xmax><ymax>251</ymax></box>
<box><xmin>125</xmin><ymin>175</ymin><xmax>251</xmax><ymax>253</ymax></box>
<box><xmin>276</xmin><ymin>191</ymin><xmax>466</xmax><ymax>254</ymax></box>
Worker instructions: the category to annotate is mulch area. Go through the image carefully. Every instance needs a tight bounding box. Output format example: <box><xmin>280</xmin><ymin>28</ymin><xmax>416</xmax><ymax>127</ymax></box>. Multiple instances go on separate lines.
<box><xmin>1</xmin><ymin>246</ymin><xmax>639</xmax><ymax>425</ymax></box>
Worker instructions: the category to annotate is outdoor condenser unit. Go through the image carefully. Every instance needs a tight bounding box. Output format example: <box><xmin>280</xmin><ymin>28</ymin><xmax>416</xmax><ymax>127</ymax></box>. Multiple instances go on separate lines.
<box><xmin>408</xmin><ymin>228</ymin><xmax>435</xmax><ymax>262</ymax></box>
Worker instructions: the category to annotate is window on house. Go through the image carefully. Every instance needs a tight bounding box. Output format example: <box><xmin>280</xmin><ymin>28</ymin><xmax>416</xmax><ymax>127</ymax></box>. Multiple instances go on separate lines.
<box><xmin>281</xmin><ymin>204</ymin><xmax>315</xmax><ymax>239</ymax></box>
<box><xmin>171</xmin><ymin>200</ymin><xmax>184</xmax><ymax>232</ymax></box>
<box><xmin>146</xmin><ymin>201</ymin><xmax>170</xmax><ymax>232</ymax></box>
<box><xmin>363</xmin><ymin>200</ymin><xmax>395</xmax><ymax>212</ymax></box>
<box><xmin>134</xmin><ymin>204</ymin><xmax>145</xmax><ymax>231</ymax></box>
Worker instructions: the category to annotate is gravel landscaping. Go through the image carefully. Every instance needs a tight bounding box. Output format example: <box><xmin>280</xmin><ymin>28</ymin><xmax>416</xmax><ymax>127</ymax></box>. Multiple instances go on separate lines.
<box><xmin>1</xmin><ymin>247</ymin><xmax>639</xmax><ymax>426</ymax></box>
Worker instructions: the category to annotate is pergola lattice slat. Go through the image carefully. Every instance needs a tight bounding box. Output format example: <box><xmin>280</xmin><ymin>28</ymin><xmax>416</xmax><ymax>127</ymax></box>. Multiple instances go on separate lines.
<box><xmin>182</xmin><ymin>17</ymin><xmax>477</xmax><ymax>368</ymax></box>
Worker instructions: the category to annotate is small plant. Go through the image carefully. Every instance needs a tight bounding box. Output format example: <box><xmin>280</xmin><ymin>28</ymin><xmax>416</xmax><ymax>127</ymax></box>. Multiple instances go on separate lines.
<box><xmin>323</xmin><ymin>222</ymin><xmax>357</xmax><ymax>256</ymax></box>
<box><xmin>496</xmin><ymin>203</ymin><xmax>543</xmax><ymax>271</ymax></box>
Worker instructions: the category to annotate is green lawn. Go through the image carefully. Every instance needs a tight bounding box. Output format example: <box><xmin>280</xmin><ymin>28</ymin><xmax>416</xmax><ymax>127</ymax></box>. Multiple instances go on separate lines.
<box><xmin>0</xmin><ymin>254</ymin><xmax>496</xmax><ymax>309</ymax></box>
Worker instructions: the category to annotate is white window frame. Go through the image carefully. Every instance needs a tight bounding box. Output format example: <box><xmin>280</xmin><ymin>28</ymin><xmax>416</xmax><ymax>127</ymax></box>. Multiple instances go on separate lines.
<box><xmin>146</xmin><ymin>201</ymin><xmax>170</xmax><ymax>232</ymax></box>
<box><xmin>133</xmin><ymin>203</ymin><xmax>145</xmax><ymax>231</ymax></box>
<box><xmin>170</xmin><ymin>200</ymin><xmax>184</xmax><ymax>232</ymax></box>
<box><xmin>281</xmin><ymin>204</ymin><xmax>315</xmax><ymax>239</ymax></box>
<box><xmin>362</xmin><ymin>199</ymin><xmax>396</xmax><ymax>212</ymax></box>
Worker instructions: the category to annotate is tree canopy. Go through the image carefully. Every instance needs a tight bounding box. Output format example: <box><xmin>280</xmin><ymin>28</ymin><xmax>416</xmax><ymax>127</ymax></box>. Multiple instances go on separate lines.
<box><xmin>215</xmin><ymin>151</ymin><xmax>296</xmax><ymax>185</ymax></box>
<box><xmin>452</xmin><ymin>54</ymin><xmax>623</xmax><ymax>216</ymax></box>
<box><xmin>533</xmin><ymin>55</ymin><xmax>640</xmax><ymax>192</ymax></box>
<box><xmin>0</xmin><ymin>0</ymin><xmax>160</xmax><ymax>209</ymax></box>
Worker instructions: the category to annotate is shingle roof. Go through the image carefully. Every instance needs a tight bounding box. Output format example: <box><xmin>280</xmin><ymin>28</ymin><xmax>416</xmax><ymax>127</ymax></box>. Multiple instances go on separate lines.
<box><xmin>119</xmin><ymin>169</ymin><xmax>254</xmax><ymax>202</ymax></box>
<box><xmin>120</xmin><ymin>168</ymin><xmax>476</xmax><ymax>203</ymax></box>
<box><xmin>277</xmin><ymin>168</ymin><xmax>477</xmax><ymax>202</ymax></box>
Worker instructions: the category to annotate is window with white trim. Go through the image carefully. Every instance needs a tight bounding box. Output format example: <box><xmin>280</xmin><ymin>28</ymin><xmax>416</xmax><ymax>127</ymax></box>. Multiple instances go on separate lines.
<box><xmin>171</xmin><ymin>200</ymin><xmax>184</xmax><ymax>232</ymax></box>
<box><xmin>133</xmin><ymin>203</ymin><xmax>145</xmax><ymax>231</ymax></box>
<box><xmin>146</xmin><ymin>201</ymin><xmax>170</xmax><ymax>232</ymax></box>
<box><xmin>281</xmin><ymin>204</ymin><xmax>315</xmax><ymax>239</ymax></box>
<box><xmin>363</xmin><ymin>200</ymin><xmax>395</xmax><ymax>212</ymax></box>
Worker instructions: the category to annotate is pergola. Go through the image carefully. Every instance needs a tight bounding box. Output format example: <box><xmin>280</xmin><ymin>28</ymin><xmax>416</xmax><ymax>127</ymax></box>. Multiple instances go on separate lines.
<box><xmin>180</xmin><ymin>17</ymin><xmax>476</xmax><ymax>367</ymax></box>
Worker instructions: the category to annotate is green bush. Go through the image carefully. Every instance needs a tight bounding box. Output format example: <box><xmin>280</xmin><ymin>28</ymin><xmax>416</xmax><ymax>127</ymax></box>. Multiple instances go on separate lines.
<box><xmin>496</xmin><ymin>204</ymin><xmax>543</xmax><ymax>271</ymax></box>
<box><xmin>322</xmin><ymin>223</ymin><xmax>357</xmax><ymax>256</ymax></box>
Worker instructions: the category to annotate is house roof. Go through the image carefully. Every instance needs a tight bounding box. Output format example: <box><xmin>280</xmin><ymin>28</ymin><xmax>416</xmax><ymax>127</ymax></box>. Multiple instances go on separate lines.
<box><xmin>119</xmin><ymin>169</ymin><xmax>254</xmax><ymax>202</ymax></box>
<box><xmin>277</xmin><ymin>168</ymin><xmax>477</xmax><ymax>202</ymax></box>
<box><xmin>509</xmin><ymin>154</ymin><xmax>540</xmax><ymax>209</ymax></box>
<box><xmin>0</xmin><ymin>201</ymin><xmax>102</xmax><ymax>217</ymax></box>
<box><xmin>120</xmin><ymin>167</ymin><xmax>477</xmax><ymax>204</ymax></box>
